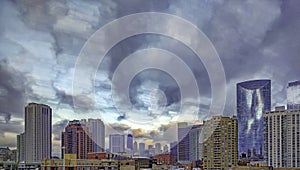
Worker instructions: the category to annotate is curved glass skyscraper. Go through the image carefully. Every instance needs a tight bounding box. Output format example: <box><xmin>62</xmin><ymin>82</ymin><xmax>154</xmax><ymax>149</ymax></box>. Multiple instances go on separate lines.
<box><xmin>237</xmin><ymin>80</ymin><xmax>271</xmax><ymax>160</ymax></box>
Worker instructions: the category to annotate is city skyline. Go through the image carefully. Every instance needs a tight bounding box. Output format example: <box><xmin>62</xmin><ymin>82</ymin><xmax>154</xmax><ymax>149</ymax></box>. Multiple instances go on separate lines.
<box><xmin>0</xmin><ymin>0</ymin><xmax>300</xmax><ymax>159</ymax></box>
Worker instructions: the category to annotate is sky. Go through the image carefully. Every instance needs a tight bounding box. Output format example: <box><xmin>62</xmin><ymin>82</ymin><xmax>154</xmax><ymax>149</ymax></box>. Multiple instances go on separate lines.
<box><xmin>0</xmin><ymin>0</ymin><xmax>300</xmax><ymax>156</ymax></box>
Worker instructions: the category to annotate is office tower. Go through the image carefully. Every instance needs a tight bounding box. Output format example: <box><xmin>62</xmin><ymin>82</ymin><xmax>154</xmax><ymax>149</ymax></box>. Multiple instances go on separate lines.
<box><xmin>133</xmin><ymin>141</ymin><xmax>138</xmax><ymax>154</ymax></box>
<box><xmin>287</xmin><ymin>81</ymin><xmax>300</xmax><ymax>110</ymax></box>
<box><xmin>177</xmin><ymin>122</ymin><xmax>190</xmax><ymax>162</ymax></box>
<box><xmin>109</xmin><ymin>134</ymin><xmax>125</xmax><ymax>153</ymax></box>
<box><xmin>61</xmin><ymin>120</ymin><xmax>93</xmax><ymax>159</ymax></box>
<box><xmin>86</xmin><ymin>119</ymin><xmax>105</xmax><ymax>152</ymax></box>
<box><xmin>265</xmin><ymin>107</ymin><xmax>300</xmax><ymax>168</ymax></box>
<box><xmin>139</xmin><ymin>143</ymin><xmax>146</xmax><ymax>156</ymax></box>
<box><xmin>17</xmin><ymin>133</ymin><xmax>25</xmax><ymax>162</ymax></box>
<box><xmin>127</xmin><ymin>134</ymin><xmax>133</xmax><ymax>150</ymax></box>
<box><xmin>148</xmin><ymin>145</ymin><xmax>155</xmax><ymax>156</ymax></box>
<box><xmin>170</xmin><ymin>141</ymin><xmax>178</xmax><ymax>163</ymax></box>
<box><xmin>189</xmin><ymin>125</ymin><xmax>203</xmax><ymax>161</ymax></box>
<box><xmin>237</xmin><ymin>79</ymin><xmax>271</xmax><ymax>159</ymax></box>
<box><xmin>25</xmin><ymin>103</ymin><xmax>52</xmax><ymax>163</ymax></box>
<box><xmin>155</xmin><ymin>143</ymin><xmax>162</xmax><ymax>155</ymax></box>
<box><xmin>163</xmin><ymin>145</ymin><xmax>169</xmax><ymax>153</ymax></box>
<box><xmin>202</xmin><ymin>116</ymin><xmax>238</xmax><ymax>170</ymax></box>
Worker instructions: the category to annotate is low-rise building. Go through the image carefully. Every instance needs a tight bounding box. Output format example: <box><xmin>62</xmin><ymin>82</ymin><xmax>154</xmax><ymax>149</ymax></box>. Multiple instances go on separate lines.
<box><xmin>41</xmin><ymin>154</ymin><xmax>118</xmax><ymax>170</ymax></box>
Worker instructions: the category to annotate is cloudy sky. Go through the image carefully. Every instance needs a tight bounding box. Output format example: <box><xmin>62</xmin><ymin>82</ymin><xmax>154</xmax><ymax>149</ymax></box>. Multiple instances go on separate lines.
<box><xmin>0</xmin><ymin>0</ymin><xmax>300</xmax><ymax>156</ymax></box>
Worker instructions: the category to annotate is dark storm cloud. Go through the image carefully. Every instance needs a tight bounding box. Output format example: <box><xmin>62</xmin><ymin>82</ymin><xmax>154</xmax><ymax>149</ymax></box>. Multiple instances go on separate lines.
<box><xmin>0</xmin><ymin>60</ymin><xmax>26</xmax><ymax>118</ymax></box>
<box><xmin>52</xmin><ymin>119</ymin><xmax>69</xmax><ymax>140</ymax></box>
<box><xmin>0</xmin><ymin>0</ymin><xmax>300</xmax><ymax>152</ymax></box>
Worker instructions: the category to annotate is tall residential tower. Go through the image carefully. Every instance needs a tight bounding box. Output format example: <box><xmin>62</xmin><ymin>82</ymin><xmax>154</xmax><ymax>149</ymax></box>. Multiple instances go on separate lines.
<box><xmin>24</xmin><ymin>103</ymin><xmax>52</xmax><ymax>163</ymax></box>
<box><xmin>237</xmin><ymin>80</ymin><xmax>271</xmax><ymax>159</ymax></box>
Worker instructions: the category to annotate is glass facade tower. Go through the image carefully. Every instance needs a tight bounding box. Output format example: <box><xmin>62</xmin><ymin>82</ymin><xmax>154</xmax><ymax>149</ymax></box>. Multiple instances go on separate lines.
<box><xmin>287</xmin><ymin>80</ymin><xmax>300</xmax><ymax>110</ymax></box>
<box><xmin>237</xmin><ymin>80</ymin><xmax>271</xmax><ymax>160</ymax></box>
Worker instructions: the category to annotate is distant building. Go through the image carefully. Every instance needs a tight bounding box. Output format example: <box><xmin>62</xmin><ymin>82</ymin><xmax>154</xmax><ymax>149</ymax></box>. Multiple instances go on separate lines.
<box><xmin>287</xmin><ymin>80</ymin><xmax>300</xmax><ymax>110</ymax></box>
<box><xmin>139</xmin><ymin>143</ymin><xmax>145</xmax><ymax>156</ymax></box>
<box><xmin>133</xmin><ymin>141</ymin><xmax>138</xmax><ymax>155</ymax></box>
<box><xmin>163</xmin><ymin>145</ymin><xmax>169</xmax><ymax>153</ymax></box>
<box><xmin>177</xmin><ymin>122</ymin><xmax>190</xmax><ymax>162</ymax></box>
<box><xmin>265</xmin><ymin>107</ymin><xmax>300</xmax><ymax>168</ymax></box>
<box><xmin>0</xmin><ymin>147</ymin><xmax>16</xmax><ymax>162</ymax></box>
<box><xmin>189</xmin><ymin>125</ymin><xmax>203</xmax><ymax>161</ymax></box>
<box><xmin>237</xmin><ymin>80</ymin><xmax>271</xmax><ymax>159</ymax></box>
<box><xmin>41</xmin><ymin>154</ymin><xmax>118</xmax><ymax>170</ymax></box>
<box><xmin>61</xmin><ymin>120</ymin><xmax>93</xmax><ymax>159</ymax></box>
<box><xmin>17</xmin><ymin>133</ymin><xmax>25</xmax><ymax>162</ymax></box>
<box><xmin>154</xmin><ymin>153</ymin><xmax>172</xmax><ymax>165</ymax></box>
<box><xmin>148</xmin><ymin>145</ymin><xmax>155</xmax><ymax>156</ymax></box>
<box><xmin>202</xmin><ymin>116</ymin><xmax>238</xmax><ymax>169</ymax></box>
<box><xmin>109</xmin><ymin>134</ymin><xmax>125</xmax><ymax>153</ymax></box>
<box><xmin>170</xmin><ymin>141</ymin><xmax>178</xmax><ymax>164</ymax></box>
<box><xmin>127</xmin><ymin>134</ymin><xmax>133</xmax><ymax>151</ymax></box>
<box><xmin>24</xmin><ymin>103</ymin><xmax>52</xmax><ymax>163</ymax></box>
<box><xmin>86</xmin><ymin>119</ymin><xmax>105</xmax><ymax>152</ymax></box>
<box><xmin>155</xmin><ymin>143</ymin><xmax>162</xmax><ymax>155</ymax></box>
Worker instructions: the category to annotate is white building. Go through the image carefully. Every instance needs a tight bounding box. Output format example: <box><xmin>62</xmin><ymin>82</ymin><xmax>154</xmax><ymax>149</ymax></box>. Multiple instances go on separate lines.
<box><xmin>265</xmin><ymin>107</ymin><xmax>300</xmax><ymax>168</ymax></box>
<box><xmin>86</xmin><ymin>119</ymin><xmax>105</xmax><ymax>152</ymax></box>
<box><xmin>109</xmin><ymin>134</ymin><xmax>125</xmax><ymax>153</ymax></box>
<box><xmin>287</xmin><ymin>81</ymin><xmax>300</xmax><ymax>110</ymax></box>
<box><xmin>25</xmin><ymin>103</ymin><xmax>52</xmax><ymax>163</ymax></box>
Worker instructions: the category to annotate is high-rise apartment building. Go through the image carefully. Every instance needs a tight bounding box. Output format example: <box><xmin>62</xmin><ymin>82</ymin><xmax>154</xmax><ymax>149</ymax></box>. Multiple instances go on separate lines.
<box><xmin>61</xmin><ymin>120</ymin><xmax>93</xmax><ymax>159</ymax></box>
<box><xmin>177</xmin><ymin>122</ymin><xmax>190</xmax><ymax>162</ymax></box>
<box><xmin>189</xmin><ymin>125</ymin><xmax>203</xmax><ymax>161</ymax></box>
<box><xmin>170</xmin><ymin>141</ymin><xmax>178</xmax><ymax>163</ymax></box>
<box><xmin>86</xmin><ymin>119</ymin><xmax>105</xmax><ymax>152</ymax></box>
<box><xmin>287</xmin><ymin>80</ymin><xmax>300</xmax><ymax>110</ymax></box>
<box><xmin>202</xmin><ymin>116</ymin><xmax>238</xmax><ymax>170</ymax></box>
<box><xmin>109</xmin><ymin>134</ymin><xmax>125</xmax><ymax>153</ymax></box>
<box><xmin>25</xmin><ymin>103</ymin><xmax>52</xmax><ymax>163</ymax></box>
<box><xmin>265</xmin><ymin>107</ymin><xmax>300</xmax><ymax>168</ymax></box>
<box><xmin>17</xmin><ymin>132</ymin><xmax>25</xmax><ymax>162</ymax></box>
<box><xmin>237</xmin><ymin>80</ymin><xmax>271</xmax><ymax>159</ymax></box>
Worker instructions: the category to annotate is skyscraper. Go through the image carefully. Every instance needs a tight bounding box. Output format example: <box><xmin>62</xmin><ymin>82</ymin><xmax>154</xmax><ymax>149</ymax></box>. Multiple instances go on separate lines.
<box><xmin>287</xmin><ymin>80</ymin><xmax>300</xmax><ymax>110</ymax></box>
<box><xmin>189</xmin><ymin>125</ymin><xmax>203</xmax><ymax>161</ymax></box>
<box><xmin>127</xmin><ymin>134</ymin><xmax>133</xmax><ymax>151</ymax></box>
<box><xmin>24</xmin><ymin>103</ymin><xmax>52</xmax><ymax>163</ymax></box>
<box><xmin>237</xmin><ymin>79</ymin><xmax>271</xmax><ymax>159</ymax></box>
<box><xmin>61</xmin><ymin>120</ymin><xmax>93</xmax><ymax>159</ymax></box>
<box><xmin>86</xmin><ymin>119</ymin><xmax>105</xmax><ymax>152</ymax></box>
<box><xmin>202</xmin><ymin>116</ymin><xmax>238</xmax><ymax>169</ymax></box>
<box><xmin>163</xmin><ymin>144</ymin><xmax>169</xmax><ymax>153</ymax></box>
<box><xmin>139</xmin><ymin>142</ymin><xmax>146</xmax><ymax>156</ymax></box>
<box><xmin>148</xmin><ymin>145</ymin><xmax>155</xmax><ymax>156</ymax></box>
<box><xmin>133</xmin><ymin>141</ymin><xmax>138</xmax><ymax>155</ymax></box>
<box><xmin>17</xmin><ymin>133</ymin><xmax>25</xmax><ymax>162</ymax></box>
<box><xmin>170</xmin><ymin>141</ymin><xmax>178</xmax><ymax>163</ymax></box>
<box><xmin>109</xmin><ymin>134</ymin><xmax>125</xmax><ymax>153</ymax></box>
<box><xmin>265</xmin><ymin>107</ymin><xmax>300</xmax><ymax>168</ymax></box>
<box><xmin>177</xmin><ymin>122</ymin><xmax>190</xmax><ymax>162</ymax></box>
<box><xmin>155</xmin><ymin>143</ymin><xmax>162</xmax><ymax>155</ymax></box>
